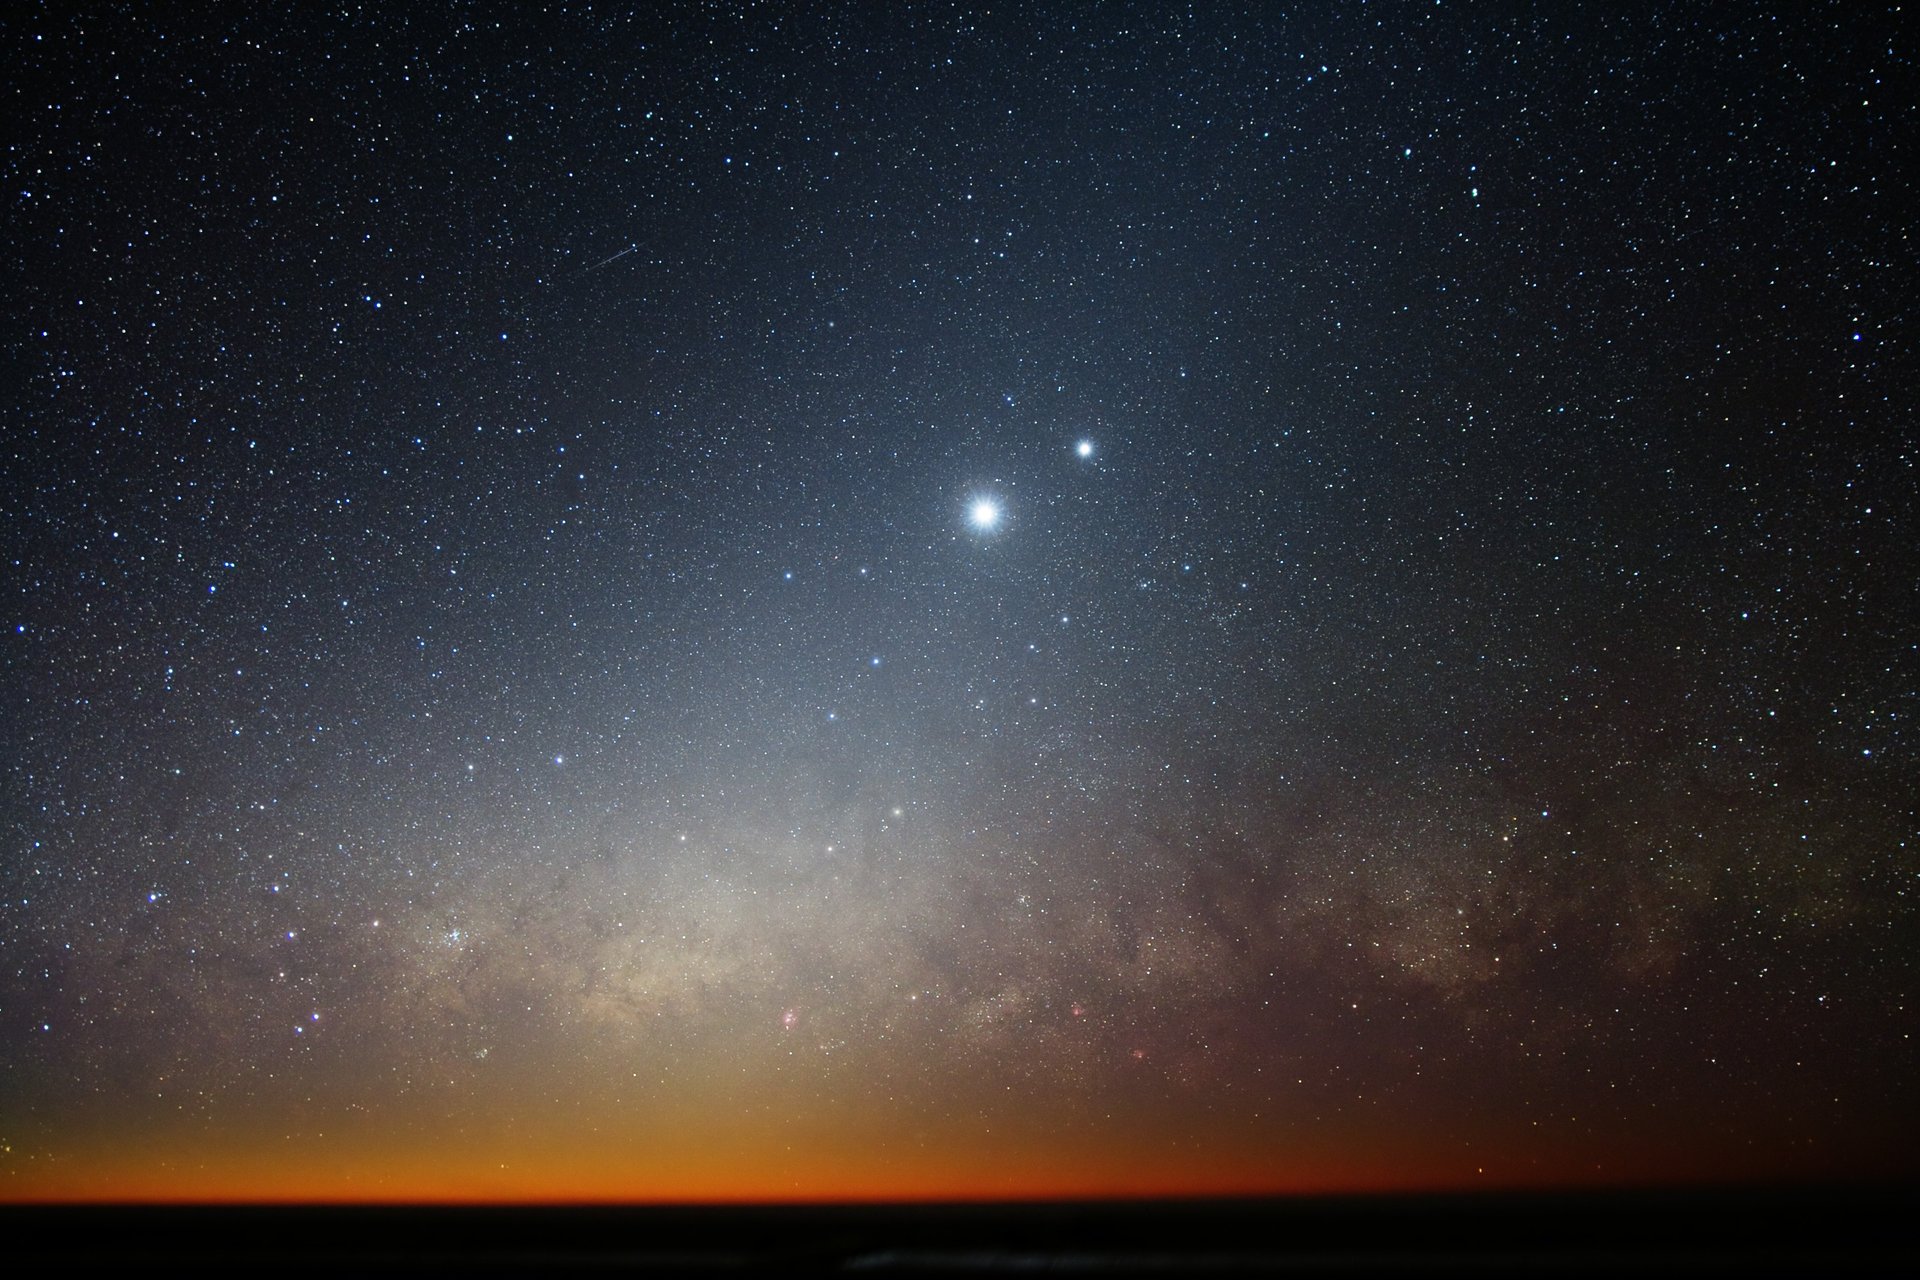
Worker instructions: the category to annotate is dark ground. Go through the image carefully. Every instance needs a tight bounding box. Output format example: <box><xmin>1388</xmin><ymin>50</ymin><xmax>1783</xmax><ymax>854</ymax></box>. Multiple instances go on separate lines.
<box><xmin>7</xmin><ymin>1183</ymin><xmax>1915</xmax><ymax>1276</ymax></box>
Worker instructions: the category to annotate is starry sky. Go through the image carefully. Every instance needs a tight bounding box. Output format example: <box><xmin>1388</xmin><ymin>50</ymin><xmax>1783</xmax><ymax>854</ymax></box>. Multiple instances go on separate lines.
<box><xmin>3</xmin><ymin>2</ymin><xmax>1914</xmax><ymax>1201</ymax></box>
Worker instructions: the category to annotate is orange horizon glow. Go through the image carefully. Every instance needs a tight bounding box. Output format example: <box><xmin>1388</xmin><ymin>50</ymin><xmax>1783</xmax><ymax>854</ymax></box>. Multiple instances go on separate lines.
<box><xmin>3</xmin><ymin>1117</ymin><xmax>1850</xmax><ymax>1205</ymax></box>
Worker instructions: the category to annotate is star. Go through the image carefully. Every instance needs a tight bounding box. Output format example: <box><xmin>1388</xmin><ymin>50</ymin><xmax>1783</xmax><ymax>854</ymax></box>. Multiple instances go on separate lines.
<box><xmin>1076</xmin><ymin>439</ymin><xmax>1094</xmax><ymax>458</ymax></box>
<box><xmin>969</xmin><ymin>498</ymin><xmax>1002</xmax><ymax>530</ymax></box>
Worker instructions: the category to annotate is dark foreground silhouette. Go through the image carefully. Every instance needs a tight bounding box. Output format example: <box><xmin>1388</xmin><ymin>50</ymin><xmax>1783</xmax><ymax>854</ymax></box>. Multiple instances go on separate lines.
<box><xmin>7</xmin><ymin>1183</ymin><xmax>1914</xmax><ymax>1276</ymax></box>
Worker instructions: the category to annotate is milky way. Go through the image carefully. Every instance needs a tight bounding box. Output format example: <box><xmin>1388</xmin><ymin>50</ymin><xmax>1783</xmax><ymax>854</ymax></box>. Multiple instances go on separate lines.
<box><xmin>2</xmin><ymin>3</ymin><xmax>1913</xmax><ymax>1199</ymax></box>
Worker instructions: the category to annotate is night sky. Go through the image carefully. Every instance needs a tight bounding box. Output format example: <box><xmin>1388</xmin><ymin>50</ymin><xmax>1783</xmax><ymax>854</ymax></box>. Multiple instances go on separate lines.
<box><xmin>3</xmin><ymin>3</ymin><xmax>1914</xmax><ymax>1201</ymax></box>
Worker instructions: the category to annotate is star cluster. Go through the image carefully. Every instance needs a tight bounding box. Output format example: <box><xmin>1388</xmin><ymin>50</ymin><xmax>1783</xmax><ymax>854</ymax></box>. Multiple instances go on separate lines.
<box><xmin>1</xmin><ymin>3</ymin><xmax>1913</xmax><ymax>1200</ymax></box>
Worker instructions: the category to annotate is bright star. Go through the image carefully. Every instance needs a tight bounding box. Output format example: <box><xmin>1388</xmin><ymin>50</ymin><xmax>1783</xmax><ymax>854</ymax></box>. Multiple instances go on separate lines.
<box><xmin>1076</xmin><ymin>439</ymin><xmax>1094</xmax><ymax>458</ymax></box>
<box><xmin>969</xmin><ymin>498</ymin><xmax>1002</xmax><ymax>530</ymax></box>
